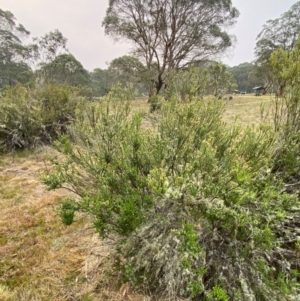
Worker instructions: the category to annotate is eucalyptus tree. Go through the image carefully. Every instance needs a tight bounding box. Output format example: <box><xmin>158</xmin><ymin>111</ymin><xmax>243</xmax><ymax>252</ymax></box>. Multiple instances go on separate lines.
<box><xmin>206</xmin><ymin>62</ymin><xmax>236</xmax><ymax>97</ymax></box>
<box><xmin>229</xmin><ymin>62</ymin><xmax>263</xmax><ymax>93</ymax></box>
<box><xmin>31</xmin><ymin>29</ymin><xmax>68</xmax><ymax>65</ymax></box>
<box><xmin>31</xmin><ymin>30</ymin><xmax>79</xmax><ymax>85</ymax></box>
<box><xmin>38</xmin><ymin>53</ymin><xmax>90</xmax><ymax>86</ymax></box>
<box><xmin>0</xmin><ymin>9</ymin><xmax>30</xmax><ymax>62</ymax></box>
<box><xmin>108</xmin><ymin>55</ymin><xmax>149</xmax><ymax>95</ymax></box>
<box><xmin>254</xmin><ymin>1</ymin><xmax>300</xmax><ymax>92</ymax></box>
<box><xmin>0</xmin><ymin>61</ymin><xmax>33</xmax><ymax>88</ymax></box>
<box><xmin>103</xmin><ymin>0</ymin><xmax>239</xmax><ymax>96</ymax></box>
<box><xmin>0</xmin><ymin>9</ymin><xmax>33</xmax><ymax>87</ymax></box>
<box><xmin>91</xmin><ymin>56</ymin><xmax>150</xmax><ymax>97</ymax></box>
<box><xmin>90</xmin><ymin>68</ymin><xmax>114</xmax><ymax>97</ymax></box>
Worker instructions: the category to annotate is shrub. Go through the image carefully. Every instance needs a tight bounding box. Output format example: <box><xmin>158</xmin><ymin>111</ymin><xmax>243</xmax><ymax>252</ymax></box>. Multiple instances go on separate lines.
<box><xmin>270</xmin><ymin>39</ymin><xmax>300</xmax><ymax>180</ymax></box>
<box><xmin>43</xmin><ymin>84</ymin><xmax>300</xmax><ymax>300</ymax></box>
<box><xmin>0</xmin><ymin>83</ymin><xmax>82</xmax><ymax>153</ymax></box>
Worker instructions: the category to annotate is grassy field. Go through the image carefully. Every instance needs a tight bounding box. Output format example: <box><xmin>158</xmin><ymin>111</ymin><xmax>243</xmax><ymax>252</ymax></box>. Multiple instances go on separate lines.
<box><xmin>130</xmin><ymin>93</ymin><xmax>275</xmax><ymax>126</ymax></box>
<box><xmin>222</xmin><ymin>94</ymin><xmax>274</xmax><ymax>125</ymax></box>
<box><xmin>0</xmin><ymin>94</ymin><xmax>276</xmax><ymax>301</ymax></box>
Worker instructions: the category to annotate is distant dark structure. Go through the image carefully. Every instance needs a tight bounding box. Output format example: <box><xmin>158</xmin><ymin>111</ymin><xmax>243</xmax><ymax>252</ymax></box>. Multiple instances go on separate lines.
<box><xmin>253</xmin><ymin>86</ymin><xmax>265</xmax><ymax>96</ymax></box>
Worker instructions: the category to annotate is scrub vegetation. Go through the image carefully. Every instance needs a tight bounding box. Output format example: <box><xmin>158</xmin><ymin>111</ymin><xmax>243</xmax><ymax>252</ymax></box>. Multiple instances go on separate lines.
<box><xmin>1</xmin><ymin>1</ymin><xmax>300</xmax><ymax>300</ymax></box>
<box><xmin>1</xmin><ymin>82</ymin><xmax>299</xmax><ymax>301</ymax></box>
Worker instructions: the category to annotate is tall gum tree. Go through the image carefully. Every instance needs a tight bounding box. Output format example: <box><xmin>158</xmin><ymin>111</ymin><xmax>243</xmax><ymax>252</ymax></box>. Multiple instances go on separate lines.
<box><xmin>31</xmin><ymin>29</ymin><xmax>68</xmax><ymax>64</ymax></box>
<box><xmin>0</xmin><ymin>9</ymin><xmax>33</xmax><ymax>86</ymax></box>
<box><xmin>103</xmin><ymin>0</ymin><xmax>239</xmax><ymax>97</ymax></box>
<box><xmin>0</xmin><ymin>9</ymin><xmax>30</xmax><ymax>62</ymax></box>
<box><xmin>39</xmin><ymin>53</ymin><xmax>91</xmax><ymax>86</ymax></box>
<box><xmin>254</xmin><ymin>1</ymin><xmax>300</xmax><ymax>94</ymax></box>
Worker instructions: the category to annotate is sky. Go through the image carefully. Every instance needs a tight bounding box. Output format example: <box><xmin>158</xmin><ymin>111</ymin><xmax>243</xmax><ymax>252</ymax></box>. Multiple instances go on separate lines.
<box><xmin>0</xmin><ymin>0</ymin><xmax>298</xmax><ymax>71</ymax></box>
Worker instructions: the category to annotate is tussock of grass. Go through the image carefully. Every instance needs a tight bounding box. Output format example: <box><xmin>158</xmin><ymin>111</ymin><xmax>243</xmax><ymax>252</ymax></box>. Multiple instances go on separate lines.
<box><xmin>0</xmin><ymin>284</ymin><xmax>13</xmax><ymax>301</ymax></box>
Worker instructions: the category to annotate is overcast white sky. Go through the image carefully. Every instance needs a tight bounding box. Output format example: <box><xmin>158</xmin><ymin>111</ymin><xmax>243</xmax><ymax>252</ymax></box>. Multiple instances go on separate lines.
<box><xmin>0</xmin><ymin>0</ymin><xmax>298</xmax><ymax>71</ymax></box>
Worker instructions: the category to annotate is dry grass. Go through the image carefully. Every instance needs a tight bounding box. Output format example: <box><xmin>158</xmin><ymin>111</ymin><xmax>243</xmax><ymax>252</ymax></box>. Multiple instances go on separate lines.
<box><xmin>129</xmin><ymin>94</ymin><xmax>275</xmax><ymax>128</ymax></box>
<box><xmin>0</xmin><ymin>147</ymin><xmax>146</xmax><ymax>301</ymax></box>
<box><xmin>222</xmin><ymin>94</ymin><xmax>274</xmax><ymax>126</ymax></box>
<box><xmin>0</xmin><ymin>94</ymin><xmax>275</xmax><ymax>301</ymax></box>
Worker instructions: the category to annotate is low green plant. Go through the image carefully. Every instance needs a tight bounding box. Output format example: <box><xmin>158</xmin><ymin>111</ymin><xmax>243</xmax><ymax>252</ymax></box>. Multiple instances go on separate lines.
<box><xmin>206</xmin><ymin>285</ymin><xmax>230</xmax><ymax>301</ymax></box>
<box><xmin>43</xmin><ymin>83</ymin><xmax>300</xmax><ymax>300</ymax></box>
<box><xmin>57</xmin><ymin>199</ymin><xmax>77</xmax><ymax>226</ymax></box>
<box><xmin>149</xmin><ymin>94</ymin><xmax>163</xmax><ymax>112</ymax></box>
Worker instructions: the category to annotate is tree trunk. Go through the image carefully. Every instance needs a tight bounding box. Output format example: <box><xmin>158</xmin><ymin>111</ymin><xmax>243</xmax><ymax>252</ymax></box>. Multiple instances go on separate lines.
<box><xmin>155</xmin><ymin>76</ymin><xmax>164</xmax><ymax>95</ymax></box>
<box><xmin>278</xmin><ymin>84</ymin><xmax>285</xmax><ymax>97</ymax></box>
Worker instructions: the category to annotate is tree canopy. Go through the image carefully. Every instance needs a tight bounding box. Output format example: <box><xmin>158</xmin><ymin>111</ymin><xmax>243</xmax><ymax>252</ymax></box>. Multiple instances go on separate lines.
<box><xmin>206</xmin><ymin>62</ymin><xmax>235</xmax><ymax>97</ymax></box>
<box><xmin>254</xmin><ymin>1</ymin><xmax>300</xmax><ymax>90</ymax></box>
<box><xmin>90</xmin><ymin>68</ymin><xmax>113</xmax><ymax>97</ymax></box>
<box><xmin>0</xmin><ymin>9</ymin><xmax>30</xmax><ymax>62</ymax></box>
<box><xmin>108</xmin><ymin>55</ymin><xmax>149</xmax><ymax>94</ymax></box>
<box><xmin>90</xmin><ymin>56</ymin><xmax>148</xmax><ymax>97</ymax></box>
<box><xmin>229</xmin><ymin>62</ymin><xmax>263</xmax><ymax>93</ymax></box>
<box><xmin>0</xmin><ymin>9</ymin><xmax>33</xmax><ymax>87</ymax></box>
<box><xmin>103</xmin><ymin>0</ymin><xmax>239</xmax><ymax>95</ymax></box>
<box><xmin>255</xmin><ymin>1</ymin><xmax>300</xmax><ymax>64</ymax></box>
<box><xmin>32</xmin><ymin>29</ymin><xmax>68</xmax><ymax>66</ymax></box>
<box><xmin>38</xmin><ymin>53</ymin><xmax>90</xmax><ymax>86</ymax></box>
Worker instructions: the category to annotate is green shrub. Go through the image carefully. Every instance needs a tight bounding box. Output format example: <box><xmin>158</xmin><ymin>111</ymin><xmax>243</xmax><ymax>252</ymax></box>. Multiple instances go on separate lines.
<box><xmin>149</xmin><ymin>94</ymin><xmax>163</xmax><ymax>113</ymax></box>
<box><xmin>43</xmin><ymin>84</ymin><xmax>300</xmax><ymax>300</ymax></box>
<box><xmin>57</xmin><ymin>199</ymin><xmax>78</xmax><ymax>226</ymax></box>
<box><xmin>0</xmin><ymin>83</ymin><xmax>82</xmax><ymax>153</ymax></box>
<box><xmin>270</xmin><ymin>39</ymin><xmax>300</xmax><ymax>180</ymax></box>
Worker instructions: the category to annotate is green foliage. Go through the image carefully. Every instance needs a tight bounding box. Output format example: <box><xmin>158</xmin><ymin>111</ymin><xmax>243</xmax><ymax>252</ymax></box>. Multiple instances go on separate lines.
<box><xmin>90</xmin><ymin>57</ymin><xmax>150</xmax><ymax>98</ymax></box>
<box><xmin>180</xmin><ymin>222</ymin><xmax>202</xmax><ymax>255</ymax></box>
<box><xmin>108</xmin><ymin>55</ymin><xmax>148</xmax><ymax>95</ymax></box>
<box><xmin>269</xmin><ymin>38</ymin><xmax>300</xmax><ymax>179</ymax></box>
<box><xmin>0</xmin><ymin>9</ymin><xmax>33</xmax><ymax>88</ymax></box>
<box><xmin>254</xmin><ymin>1</ymin><xmax>300</xmax><ymax>90</ymax></box>
<box><xmin>148</xmin><ymin>94</ymin><xmax>163</xmax><ymax>112</ymax></box>
<box><xmin>31</xmin><ymin>29</ymin><xmax>68</xmax><ymax>65</ymax></box>
<box><xmin>43</xmin><ymin>83</ymin><xmax>151</xmax><ymax>237</ymax></box>
<box><xmin>57</xmin><ymin>199</ymin><xmax>78</xmax><ymax>226</ymax></box>
<box><xmin>0</xmin><ymin>61</ymin><xmax>34</xmax><ymax>88</ymax></box>
<box><xmin>38</xmin><ymin>53</ymin><xmax>91</xmax><ymax>87</ymax></box>
<box><xmin>165</xmin><ymin>65</ymin><xmax>208</xmax><ymax>101</ymax></box>
<box><xmin>103</xmin><ymin>0</ymin><xmax>239</xmax><ymax>95</ymax></box>
<box><xmin>0</xmin><ymin>83</ymin><xmax>82</xmax><ymax>153</ymax></box>
<box><xmin>44</xmin><ymin>83</ymin><xmax>299</xmax><ymax>300</ymax></box>
<box><xmin>90</xmin><ymin>67</ymin><xmax>113</xmax><ymax>97</ymax></box>
<box><xmin>206</xmin><ymin>285</ymin><xmax>230</xmax><ymax>301</ymax></box>
<box><xmin>41</xmin><ymin>164</ymin><xmax>66</xmax><ymax>190</ymax></box>
<box><xmin>255</xmin><ymin>1</ymin><xmax>300</xmax><ymax>64</ymax></box>
<box><xmin>206</xmin><ymin>62</ymin><xmax>236</xmax><ymax>97</ymax></box>
<box><xmin>229</xmin><ymin>62</ymin><xmax>263</xmax><ymax>93</ymax></box>
<box><xmin>165</xmin><ymin>62</ymin><xmax>236</xmax><ymax>100</ymax></box>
